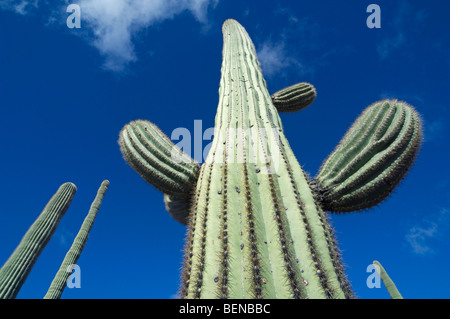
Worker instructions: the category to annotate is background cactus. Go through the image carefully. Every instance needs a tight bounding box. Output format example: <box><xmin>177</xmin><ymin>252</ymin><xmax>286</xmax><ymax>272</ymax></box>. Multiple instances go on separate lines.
<box><xmin>0</xmin><ymin>183</ymin><xmax>77</xmax><ymax>299</ymax></box>
<box><xmin>44</xmin><ymin>180</ymin><xmax>110</xmax><ymax>299</ymax></box>
<box><xmin>0</xmin><ymin>181</ymin><xmax>109</xmax><ymax>299</ymax></box>
<box><xmin>373</xmin><ymin>260</ymin><xmax>403</xmax><ymax>299</ymax></box>
<box><xmin>119</xmin><ymin>19</ymin><xmax>422</xmax><ymax>299</ymax></box>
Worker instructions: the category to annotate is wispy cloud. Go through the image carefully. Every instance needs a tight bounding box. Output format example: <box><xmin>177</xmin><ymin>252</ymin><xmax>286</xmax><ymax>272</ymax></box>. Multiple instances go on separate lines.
<box><xmin>405</xmin><ymin>208</ymin><xmax>449</xmax><ymax>255</ymax></box>
<box><xmin>78</xmin><ymin>0</ymin><xmax>218</xmax><ymax>71</ymax></box>
<box><xmin>257</xmin><ymin>39</ymin><xmax>304</xmax><ymax>78</ymax></box>
<box><xmin>0</xmin><ymin>0</ymin><xmax>219</xmax><ymax>72</ymax></box>
<box><xmin>255</xmin><ymin>12</ymin><xmax>317</xmax><ymax>79</ymax></box>
<box><xmin>377</xmin><ymin>1</ymin><xmax>427</xmax><ymax>59</ymax></box>
<box><xmin>255</xmin><ymin>7</ymin><xmax>351</xmax><ymax>80</ymax></box>
<box><xmin>0</xmin><ymin>0</ymin><xmax>38</xmax><ymax>15</ymax></box>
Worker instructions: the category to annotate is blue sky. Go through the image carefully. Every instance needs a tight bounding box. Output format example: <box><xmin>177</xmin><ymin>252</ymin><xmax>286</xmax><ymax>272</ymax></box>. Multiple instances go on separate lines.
<box><xmin>0</xmin><ymin>0</ymin><xmax>449</xmax><ymax>299</ymax></box>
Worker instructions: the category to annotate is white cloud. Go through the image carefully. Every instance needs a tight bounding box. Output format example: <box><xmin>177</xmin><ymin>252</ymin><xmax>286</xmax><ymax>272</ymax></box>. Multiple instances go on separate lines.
<box><xmin>405</xmin><ymin>208</ymin><xmax>449</xmax><ymax>255</ymax></box>
<box><xmin>405</xmin><ymin>221</ymin><xmax>438</xmax><ymax>255</ymax></box>
<box><xmin>78</xmin><ymin>0</ymin><xmax>218</xmax><ymax>71</ymax></box>
<box><xmin>0</xmin><ymin>0</ymin><xmax>218</xmax><ymax>71</ymax></box>
<box><xmin>257</xmin><ymin>40</ymin><xmax>303</xmax><ymax>78</ymax></box>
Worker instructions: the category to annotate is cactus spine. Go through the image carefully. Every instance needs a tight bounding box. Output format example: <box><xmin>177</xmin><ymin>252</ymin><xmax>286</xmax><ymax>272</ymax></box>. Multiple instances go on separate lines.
<box><xmin>44</xmin><ymin>180</ymin><xmax>110</xmax><ymax>299</ymax></box>
<box><xmin>119</xmin><ymin>19</ymin><xmax>422</xmax><ymax>299</ymax></box>
<box><xmin>0</xmin><ymin>183</ymin><xmax>77</xmax><ymax>299</ymax></box>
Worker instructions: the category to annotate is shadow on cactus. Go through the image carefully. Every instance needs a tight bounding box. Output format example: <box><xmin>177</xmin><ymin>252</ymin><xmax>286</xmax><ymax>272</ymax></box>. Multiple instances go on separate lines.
<box><xmin>119</xmin><ymin>19</ymin><xmax>422</xmax><ymax>299</ymax></box>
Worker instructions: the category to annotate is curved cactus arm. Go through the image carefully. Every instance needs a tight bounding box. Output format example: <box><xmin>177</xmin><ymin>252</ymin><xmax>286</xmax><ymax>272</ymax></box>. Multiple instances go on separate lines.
<box><xmin>271</xmin><ymin>82</ymin><xmax>316</xmax><ymax>113</ymax></box>
<box><xmin>119</xmin><ymin>120</ymin><xmax>200</xmax><ymax>196</ymax></box>
<box><xmin>44</xmin><ymin>180</ymin><xmax>109</xmax><ymax>299</ymax></box>
<box><xmin>313</xmin><ymin>100</ymin><xmax>422</xmax><ymax>213</ymax></box>
<box><xmin>0</xmin><ymin>182</ymin><xmax>77</xmax><ymax>299</ymax></box>
<box><xmin>373</xmin><ymin>260</ymin><xmax>403</xmax><ymax>299</ymax></box>
<box><xmin>163</xmin><ymin>193</ymin><xmax>192</xmax><ymax>226</ymax></box>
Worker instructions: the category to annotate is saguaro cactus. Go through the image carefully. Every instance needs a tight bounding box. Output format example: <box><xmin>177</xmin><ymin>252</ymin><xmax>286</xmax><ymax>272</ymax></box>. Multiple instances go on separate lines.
<box><xmin>44</xmin><ymin>180</ymin><xmax>110</xmax><ymax>299</ymax></box>
<box><xmin>0</xmin><ymin>183</ymin><xmax>77</xmax><ymax>299</ymax></box>
<box><xmin>119</xmin><ymin>19</ymin><xmax>422</xmax><ymax>299</ymax></box>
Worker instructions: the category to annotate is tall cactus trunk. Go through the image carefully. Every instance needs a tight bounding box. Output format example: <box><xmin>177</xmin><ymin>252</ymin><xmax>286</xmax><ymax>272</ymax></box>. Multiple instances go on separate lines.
<box><xmin>179</xmin><ymin>19</ymin><xmax>352</xmax><ymax>299</ymax></box>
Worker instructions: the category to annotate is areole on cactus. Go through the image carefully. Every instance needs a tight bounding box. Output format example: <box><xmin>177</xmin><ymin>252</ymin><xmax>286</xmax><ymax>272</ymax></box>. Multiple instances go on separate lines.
<box><xmin>119</xmin><ymin>19</ymin><xmax>422</xmax><ymax>298</ymax></box>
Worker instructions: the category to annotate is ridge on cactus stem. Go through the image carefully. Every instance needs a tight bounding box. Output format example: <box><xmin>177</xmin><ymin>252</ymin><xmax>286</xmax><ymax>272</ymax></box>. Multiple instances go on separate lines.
<box><xmin>44</xmin><ymin>180</ymin><xmax>110</xmax><ymax>299</ymax></box>
<box><xmin>0</xmin><ymin>183</ymin><xmax>77</xmax><ymax>299</ymax></box>
<box><xmin>119</xmin><ymin>19</ymin><xmax>423</xmax><ymax>299</ymax></box>
<box><xmin>313</xmin><ymin>99</ymin><xmax>422</xmax><ymax>213</ymax></box>
<box><xmin>271</xmin><ymin>82</ymin><xmax>317</xmax><ymax>113</ymax></box>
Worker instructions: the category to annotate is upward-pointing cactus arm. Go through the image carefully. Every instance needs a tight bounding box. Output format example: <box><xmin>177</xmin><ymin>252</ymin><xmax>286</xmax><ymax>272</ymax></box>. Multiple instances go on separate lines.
<box><xmin>44</xmin><ymin>180</ymin><xmax>110</xmax><ymax>299</ymax></box>
<box><xmin>119</xmin><ymin>120</ymin><xmax>199</xmax><ymax>224</ymax></box>
<box><xmin>0</xmin><ymin>183</ymin><xmax>77</xmax><ymax>299</ymax></box>
<box><xmin>313</xmin><ymin>100</ymin><xmax>422</xmax><ymax>213</ymax></box>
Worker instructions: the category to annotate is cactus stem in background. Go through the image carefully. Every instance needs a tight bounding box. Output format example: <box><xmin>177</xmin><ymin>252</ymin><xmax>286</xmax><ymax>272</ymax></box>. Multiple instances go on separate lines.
<box><xmin>0</xmin><ymin>183</ymin><xmax>77</xmax><ymax>299</ymax></box>
<box><xmin>43</xmin><ymin>180</ymin><xmax>110</xmax><ymax>299</ymax></box>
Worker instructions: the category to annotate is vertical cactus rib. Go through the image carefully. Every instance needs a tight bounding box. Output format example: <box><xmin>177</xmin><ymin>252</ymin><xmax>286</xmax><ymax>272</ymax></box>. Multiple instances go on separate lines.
<box><xmin>119</xmin><ymin>120</ymin><xmax>200</xmax><ymax>197</ymax></box>
<box><xmin>0</xmin><ymin>182</ymin><xmax>77</xmax><ymax>299</ymax></box>
<box><xmin>373</xmin><ymin>260</ymin><xmax>403</xmax><ymax>299</ymax></box>
<box><xmin>271</xmin><ymin>82</ymin><xmax>317</xmax><ymax>113</ymax></box>
<box><xmin>43</xmin><ymin>180</ymin><xmax>110</xmax><ymax>299</ymax></box>
<box><xmin>314</xmin><ymin>100</ymin><xmax>423</xmax><ymax>212</ymax></box>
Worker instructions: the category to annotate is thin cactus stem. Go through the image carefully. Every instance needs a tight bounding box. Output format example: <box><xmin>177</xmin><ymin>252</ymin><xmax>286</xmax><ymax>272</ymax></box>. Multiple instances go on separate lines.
<box><xmin>0</xmin><ymin>183</ymin><xmax>77</xmax><ymax>299</ymax></box>
<box><xmin>43</xmin><ymin>180</ymin><xmax>110</xmax><ymax>299</ymax></box>
<box><xmin>373</xmin><ymin>260</ymin><xmax>403</xmax><ymax>299</ymax></box>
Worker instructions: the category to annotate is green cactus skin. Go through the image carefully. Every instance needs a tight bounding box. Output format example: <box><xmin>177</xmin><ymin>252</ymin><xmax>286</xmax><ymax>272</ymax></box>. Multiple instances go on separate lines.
<box><xmin>313</xmin><ymin>100</ymin><xmax>422</xmax><ymax>213</ymax></box>
<box><xmin>271</xmin><ymin>82</ymin><xmax>317</xmax><ymax>113</ymax></box>
<box><xmin>119</xmin><ymin>120</ymin><xmax>200</xmax><ymax>197</ymax></box>
<box><xmin>164</xmin><ymin>193</ymin><xmax>192</xmax><ymax>225</ymax></box>
<box><xmin>373</xmin><ymin>260</ymin><xmax>403</xmax><ymax>299</ymax></box>
<box><xmin>120</xmin><ymin>19</ymin><xmax>422</xmax><ymax>299</ymax></box>
<box><xmin>43</xmin><ymin>180</ymin><xmax>110</xmax><ymax>299</ymax></box>
<box><xmin>0</xmin><ymin>182</ymin><xmax>77</xmax><ymax>299</ymax></box>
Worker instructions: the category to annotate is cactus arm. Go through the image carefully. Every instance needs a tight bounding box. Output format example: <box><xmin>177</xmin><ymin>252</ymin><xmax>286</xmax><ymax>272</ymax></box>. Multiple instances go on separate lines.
<box><xmin>373</xmin><ymin>260</ymin><xmax>403</xmax><ymax>299</ymax></box>
<box><xmin>119</xmin><ymin>120</ymin><xmax>200</xmax><ymax>197</ymax></box>
<box><xmin>163</xmin><ymin>193</ymin><xmax>192</xmax><ymax>225</ymax></box>
<box><xmin>313</xmin><ymin>100</ymin><xmax>422</xmax><ymax>213</ymax></box>
<box><xmin>0</xmin><ymin>183</ymin><xmax>77</xmax><ymax>299</ymax></box>
<box><xmin>43</xmin><ymin>180</ymin><xmax>109</xmax><ymax>299</ymax></box>
<box><xmin>271</xmin><ymin>82</ymin><xmax>316</xmax><ymax>113</ymax></box>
